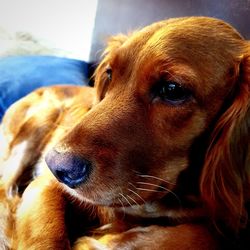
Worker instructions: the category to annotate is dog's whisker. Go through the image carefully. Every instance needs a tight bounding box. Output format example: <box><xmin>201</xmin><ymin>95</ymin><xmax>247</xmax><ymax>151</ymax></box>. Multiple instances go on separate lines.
<box><xmin>119</xmin><ymin>197</ymin><xmax>127</xmax><ymax>215</ymax></box>
<box><xmin>136</xmin><ymin>184</ymin><xmax>181</xmax><ymax>205</ymax></box>
<box><xmin>136</xmin><ymin>181</ymin><xmax>170</xmax><ymax>191</ymax></box>
<box><xmin>132</xmin><ymin>170</ymin><xmax>141</xmax><ymax>174</ymax></box>
<box><xmin>135</xmin><ymin>187</ymin><xmax>165</xmax><ymax>193</ymax></box>
<box><xmin>118</xmin><ymin>197</ymin><xmax>124</xmax><ymax>209</ymax></box>
<box><xmin>137</xmin><ymin>174</ymin><xmax>176</xmax><ymax>185</ymax></box>
<box><xmin>128</xmin><ymin>187</ymin><xmax>146</xmax><ymax>204</ymax></box>
<box><xmin>128</xmin><ymin>182</ymin><xmax>138</xmax><ymax>189</ymax></box>
<box><xmin>119</xmin><ymin>193</ymin><xmax>133</xmax><ymax>207</ymax></box>
<box><xmin>117</xmin><ymin>197</ymin><xmax>126</xmax><ymax>219</ymax></box>
<box><xmin>126</xmin><ymin>194</ymin><xmax>140</xmax><ymax>207</ymax></box>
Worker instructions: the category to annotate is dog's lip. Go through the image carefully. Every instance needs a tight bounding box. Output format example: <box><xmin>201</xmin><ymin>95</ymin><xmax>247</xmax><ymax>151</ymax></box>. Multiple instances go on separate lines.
<box><xmin>61</xmin><ymin>184</ymin><xmax>93</xmax><ymax>202</ymax></box>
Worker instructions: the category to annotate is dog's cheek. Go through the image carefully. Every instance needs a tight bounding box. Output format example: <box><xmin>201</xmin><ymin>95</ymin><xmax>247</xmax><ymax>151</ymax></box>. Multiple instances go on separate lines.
<box><xmin>150</xmin><ymin>104</ymin><xmax>206</xmax><ymax>150</ymax></box>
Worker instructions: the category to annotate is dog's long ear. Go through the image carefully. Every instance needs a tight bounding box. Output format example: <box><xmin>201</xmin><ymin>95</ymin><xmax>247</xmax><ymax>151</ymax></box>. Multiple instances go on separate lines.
<box><xmin>94</xmin><ymin>34</ymin><xmax>128</xmax><ymax>102</ymax></box>
<box><xmin>200</xmin><ymin>44</ymin><xmax>250</xmax><ymax>232</ymax></box>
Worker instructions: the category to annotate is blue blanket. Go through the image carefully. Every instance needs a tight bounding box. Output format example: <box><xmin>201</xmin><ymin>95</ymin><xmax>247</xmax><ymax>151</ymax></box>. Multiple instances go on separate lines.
<box><xmin>0</xmin><ymin>55</ymin><xmax>90</xmax><ymax>120</ymax></box>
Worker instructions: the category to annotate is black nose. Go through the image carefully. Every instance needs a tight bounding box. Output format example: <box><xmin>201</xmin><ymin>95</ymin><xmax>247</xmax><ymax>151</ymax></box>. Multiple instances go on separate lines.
<box><xmin>45</xmin><ymin>149</ymin><xmax>91</xmax><ymax>188</ymax></box>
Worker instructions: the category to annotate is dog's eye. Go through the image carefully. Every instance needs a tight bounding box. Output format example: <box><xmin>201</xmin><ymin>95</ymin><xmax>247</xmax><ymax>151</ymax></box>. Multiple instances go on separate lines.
<box><xmin>153</xmin><ymin>81</ymin><xmax>191</xmax><ymax>105</ymax></box>
<box><xmin>106</xmin><ymin>67</ymin><xmax>112</xmax><ymax>81</ymax></box>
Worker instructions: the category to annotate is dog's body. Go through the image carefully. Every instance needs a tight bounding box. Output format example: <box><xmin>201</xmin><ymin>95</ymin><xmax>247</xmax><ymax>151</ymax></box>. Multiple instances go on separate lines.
<box><xmin>0</xmin><ymin>17</ymin><xmax>250</xmax><ymax>249</ymax></box>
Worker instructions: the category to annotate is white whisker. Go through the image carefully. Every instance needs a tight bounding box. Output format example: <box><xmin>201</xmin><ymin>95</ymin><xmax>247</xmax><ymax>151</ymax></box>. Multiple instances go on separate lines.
<box><xmin>119</xmin><ymin>193</ymin><xmax>133</xmax><ymax>207</ymax></box>
<box><xmin>137</xmin><ymin>181</ymin><xmax>170</xmax><ymax>191</ymax></box>
<box><xmin>136</xmin><ymin>187</ymin><xmax>165</xmax><ymax>193</ymax></box>
<box><xmin>128</xmin><ymin>182</ymin><xmax>138</xmax><ymax>189</ymax></box>
<box><xmin>138</xmin><ymin>174</ymin><xmax>176</xmax><ymax>185</ymax></box>
<box><xmin>128</xmin><ymin>188</ymin><xmax>146</xmax><ymax>203</ymax></box>
<box><xmin>136</xmin><ymin>184</ymin><xmax>181</xmax><ymax>205</ymax></box>
<box><xmin>126</xmin><ymin>194</ymin><xmax>140</xmax><ymax>206</ymax></box>
<box><xmin>117</xmin><ymin>197</ymin><xmax>126</xmax><ymax>219</ymax></box>
<box><xmin>118</xmin><ymin>197</ymin><xmax>124</xmax><ymax>208</ymax></box>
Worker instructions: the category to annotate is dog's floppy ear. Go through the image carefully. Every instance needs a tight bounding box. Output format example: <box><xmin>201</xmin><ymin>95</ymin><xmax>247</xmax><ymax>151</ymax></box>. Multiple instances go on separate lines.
<box><xmin>94</xmin><ymin>34</ymin><xmax>128</xmax><ymax>102</ymax></box>
<box><xmin>200</xmin><ymin>43</ymin><xmax>250</xmax><ymax>232</ymax></box>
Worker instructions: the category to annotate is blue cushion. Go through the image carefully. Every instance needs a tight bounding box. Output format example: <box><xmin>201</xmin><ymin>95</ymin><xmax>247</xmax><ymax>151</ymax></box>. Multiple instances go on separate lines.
<box><xmin>0</xmin><ymin>55</ymin><xmax>90</xmax><ymax>120</ymax></box>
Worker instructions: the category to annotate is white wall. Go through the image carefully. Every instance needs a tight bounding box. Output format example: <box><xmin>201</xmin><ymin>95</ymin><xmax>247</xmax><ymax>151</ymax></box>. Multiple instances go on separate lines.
<box><xmin>0</xmin><ymin>0</ymin><xmax>97</xmax><ymax>61</ymax></box>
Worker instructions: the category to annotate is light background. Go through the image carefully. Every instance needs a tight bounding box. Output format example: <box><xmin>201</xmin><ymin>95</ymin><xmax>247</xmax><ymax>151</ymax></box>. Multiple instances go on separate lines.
<box><xmin>0</xmin><ymin>0</ymin><xmax>249</xmax><ymax>62</ymax></box>
<box><xmin>0</xmin><ymin>0</ymin><xmax>98</xmax><ymax>61</ymax></box>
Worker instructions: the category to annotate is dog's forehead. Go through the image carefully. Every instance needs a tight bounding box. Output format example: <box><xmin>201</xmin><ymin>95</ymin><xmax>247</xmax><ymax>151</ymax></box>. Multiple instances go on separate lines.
<box><xmin>120</xmin><ymin>17</ymin><xmax>243</xmax><ymax>61</ymax></box>
<box><xmin>120</xmin><ymin>17</ymin><xmax>242</xmax><ymax>81</ymax></box>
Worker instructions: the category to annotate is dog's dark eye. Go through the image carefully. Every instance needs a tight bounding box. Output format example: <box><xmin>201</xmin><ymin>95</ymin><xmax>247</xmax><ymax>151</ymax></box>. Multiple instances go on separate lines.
<box><xmin>153</xmin><ymin>81</ymin><xmax>191</xmax><ymax>105</ymax></box>
<box><xmin>106</xmin><ymin>67</ymin><xmax>112</xmax><ymax>81</ymax></box>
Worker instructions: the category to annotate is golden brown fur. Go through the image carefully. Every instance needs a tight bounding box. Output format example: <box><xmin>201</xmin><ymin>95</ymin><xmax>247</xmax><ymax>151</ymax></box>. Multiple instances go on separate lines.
<box><xmin>0</xmin><ymin>17</ymin><xmax>250</xmax><ymax>249</ymax></box>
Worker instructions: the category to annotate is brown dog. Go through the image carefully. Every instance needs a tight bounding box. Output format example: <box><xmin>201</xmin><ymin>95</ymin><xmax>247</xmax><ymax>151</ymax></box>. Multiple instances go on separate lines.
<box><xmin>0</xmin><ymin>16</ymin><xmax>249</xmax><ymax>249</ymax></box>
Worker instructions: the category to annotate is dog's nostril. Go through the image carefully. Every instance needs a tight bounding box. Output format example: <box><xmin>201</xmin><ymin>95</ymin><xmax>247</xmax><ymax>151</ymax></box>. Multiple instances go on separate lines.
<box><xmin>55</xmin><ymin>168</ymin><xmax>88</xmax><ymax>188</ymax></box>
<box><xmin>45</xmin><ymin>149</ymin><xmax>92</xmax><ymax>188</ymax></box>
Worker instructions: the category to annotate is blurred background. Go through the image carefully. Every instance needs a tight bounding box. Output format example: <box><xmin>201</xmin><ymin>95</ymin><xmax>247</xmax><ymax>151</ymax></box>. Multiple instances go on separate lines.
<box><xmin>0</xmin><ymin>0</ymin><xmax>250</xmax><ymax>62</ymax></box>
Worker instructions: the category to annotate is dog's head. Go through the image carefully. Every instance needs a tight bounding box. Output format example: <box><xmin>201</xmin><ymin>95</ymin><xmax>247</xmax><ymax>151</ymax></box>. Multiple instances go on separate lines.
<box><xmin>45</xmin><ymin>17</ymin><xmax>250</xmax><ymax>231</ymax></box>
